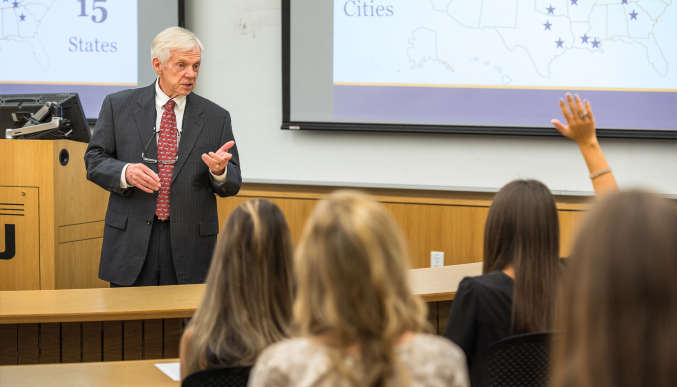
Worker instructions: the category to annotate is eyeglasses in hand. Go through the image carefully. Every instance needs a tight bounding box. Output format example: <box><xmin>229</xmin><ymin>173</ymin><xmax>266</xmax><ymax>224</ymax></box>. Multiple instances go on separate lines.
<box><xmin>141</xmin><ymin>127</ymin><xmax>180</xmax><ymax>165</ymax></box>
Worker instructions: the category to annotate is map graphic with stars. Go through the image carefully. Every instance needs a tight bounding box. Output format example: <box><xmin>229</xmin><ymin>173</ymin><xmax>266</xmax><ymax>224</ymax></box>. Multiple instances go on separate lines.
<box><xmin>0</xmin><ymin>0</ymin><xmax>137</xmax><ymax>84</ymax></box>
<box><xmin>334</xmin><ymin>0</ymin><xmax>676</xmax><ymax>90</ymax></box>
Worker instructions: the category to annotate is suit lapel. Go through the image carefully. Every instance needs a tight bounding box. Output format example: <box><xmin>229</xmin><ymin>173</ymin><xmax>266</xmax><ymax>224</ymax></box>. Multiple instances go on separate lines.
<box><xmin>172</xmin><ymin>92</ymin><xmax>204</xmax><ymax>184</ymax></box>
<box><xmin>133</xmin><ymin>84</ymin><xmax>159</xmax><ymax>174</ymax></box>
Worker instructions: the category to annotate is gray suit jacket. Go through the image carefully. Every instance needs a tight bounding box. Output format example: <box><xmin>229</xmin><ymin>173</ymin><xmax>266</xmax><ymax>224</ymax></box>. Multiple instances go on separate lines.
<box><xmin>85</xmin><ymin>83</ymin><xmax>241</xmax><ymax>285</ymax></box>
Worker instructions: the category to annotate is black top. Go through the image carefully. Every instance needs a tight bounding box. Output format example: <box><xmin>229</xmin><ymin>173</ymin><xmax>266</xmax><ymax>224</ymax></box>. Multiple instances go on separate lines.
<box><xmin>443</xmin><ymin>271</ymin><xmax>514</xmax><ymax>387</ymax></box>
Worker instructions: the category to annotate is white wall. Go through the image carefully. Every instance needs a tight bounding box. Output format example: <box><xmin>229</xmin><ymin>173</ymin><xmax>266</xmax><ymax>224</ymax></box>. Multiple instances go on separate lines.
<box><xmin>186</xmin><ymin>0</ymin><xmax>677</xmax><ymax>196</ymax></box>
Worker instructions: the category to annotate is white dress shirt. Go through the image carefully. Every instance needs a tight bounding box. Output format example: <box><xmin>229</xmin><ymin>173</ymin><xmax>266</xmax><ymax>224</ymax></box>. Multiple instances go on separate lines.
<box><xmin>120</xmin><ymin>80</ymin><xmax>227</xmax><ymax>188</ymax></box>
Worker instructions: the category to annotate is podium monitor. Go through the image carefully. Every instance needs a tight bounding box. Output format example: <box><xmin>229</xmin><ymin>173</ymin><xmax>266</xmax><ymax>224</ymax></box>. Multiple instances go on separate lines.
<box><xmin>0</xmin><ymin>93</ymin><xmax>90</xmax><ymax>144</ymax></box>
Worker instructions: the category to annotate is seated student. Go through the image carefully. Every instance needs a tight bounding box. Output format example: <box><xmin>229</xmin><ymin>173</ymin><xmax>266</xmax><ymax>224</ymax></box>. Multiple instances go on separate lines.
<box><xmin>248</xmin><ymin>191</ymin><xmax>469</xmax><ymax>387</ymax></box>
<box><xmin>443</xmin><ymin>94</ymin><xmax>618</xmax><ymax>386</ymax></box>
<box><xmin>552</xmin><ymin>191</ymin><xmax>677</xmax><ymax>387</ymax></box>
<box><xmin>180</xmin><ymin>200</ymin><xmax>295</xmax><ymax>379</ymax></box>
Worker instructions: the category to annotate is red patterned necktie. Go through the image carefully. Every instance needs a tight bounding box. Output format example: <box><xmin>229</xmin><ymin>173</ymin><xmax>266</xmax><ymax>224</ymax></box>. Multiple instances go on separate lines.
<box><xmin>155</xmin><ymin>99</ymin><xmax>177</xmax><ymax>221</ymax></box>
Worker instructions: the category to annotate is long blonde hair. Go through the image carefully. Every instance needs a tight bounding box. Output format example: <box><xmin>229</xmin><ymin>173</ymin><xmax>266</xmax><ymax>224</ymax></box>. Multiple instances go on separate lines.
<box><xmin>294</xmin><ymin>190</ymin><xmax>429</xmax><ymax>387</ymax></box>
<box><xmin>185</xmin><ymin>200</ymin><xmax>295</xmax><ymax>375</ymax></box>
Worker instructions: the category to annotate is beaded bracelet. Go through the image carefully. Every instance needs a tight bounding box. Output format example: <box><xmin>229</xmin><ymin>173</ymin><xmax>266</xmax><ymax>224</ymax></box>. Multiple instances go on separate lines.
<box><xmin>590</xmin><ymin>167</ymin><xmax>612</xmax><ymax>180</ymax></box>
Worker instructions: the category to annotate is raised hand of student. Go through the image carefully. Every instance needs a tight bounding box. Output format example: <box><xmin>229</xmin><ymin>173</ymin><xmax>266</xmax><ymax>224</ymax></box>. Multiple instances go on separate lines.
<box><xmin>552</xmin><ymin>94</ymin><xmax>618</xmax><ymax>197</ymax></box>
<box><xmin>551</xmin><ymin>93</ymin><xmax>597</xmax><ymax>146</ymax></box>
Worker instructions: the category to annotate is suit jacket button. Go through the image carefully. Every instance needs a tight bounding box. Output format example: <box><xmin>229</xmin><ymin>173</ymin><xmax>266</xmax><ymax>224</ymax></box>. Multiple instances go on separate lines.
<box><xmin>147</xmin><ymin>219</ymin><xmax>152</xmax><ymax>225</ymax></box>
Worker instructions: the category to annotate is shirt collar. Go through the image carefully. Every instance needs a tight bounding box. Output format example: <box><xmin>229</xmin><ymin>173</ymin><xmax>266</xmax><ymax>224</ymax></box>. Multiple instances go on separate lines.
<box><xmin>155</xmin><ymin>79</ymin><xmax>187</xmax><ymax>130</ymax></box>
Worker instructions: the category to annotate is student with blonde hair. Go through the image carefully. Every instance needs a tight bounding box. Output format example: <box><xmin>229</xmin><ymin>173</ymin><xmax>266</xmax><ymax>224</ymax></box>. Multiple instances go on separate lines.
<box><xmin>248</xmin><ymin>190</ymin><xmax>469</xmax><ymax>387</ymax></box>
<box><xmin>180</xmin><ymin>199</ymin><xmax>294</xmax><ymax>378</ymax></box>
<box><xmin>552</xmin><ymin>191</ymin><xmax>677</xmax><ymax>387</ymax></box>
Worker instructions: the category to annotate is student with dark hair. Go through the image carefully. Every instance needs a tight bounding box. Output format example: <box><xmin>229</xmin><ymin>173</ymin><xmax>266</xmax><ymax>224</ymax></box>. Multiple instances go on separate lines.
<box><xmin>179</xmin><ymin>199</ymin><xmax>295</xmax><ymax>379</ymax></box>
<box><xmin>552</xmin><ymin>191</ymin><xmax>677</xmax><ymax>387</ymax></box>
<box><xmin>443</xmin><ymin>94</ymin><xmax>618</xmax><ymax>386</ymax></box>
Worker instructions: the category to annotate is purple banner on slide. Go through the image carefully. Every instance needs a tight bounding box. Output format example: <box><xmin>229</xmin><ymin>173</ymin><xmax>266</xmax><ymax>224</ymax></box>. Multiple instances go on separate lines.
<box><xmin>333</xmin><ymin>85</ymin><xmax>677</xmax><ymax>131</ymax></box>
<box><xmin>1</xmin><ymin>84</ymin><xmax>136</xmax><ymax>119</ymax></box>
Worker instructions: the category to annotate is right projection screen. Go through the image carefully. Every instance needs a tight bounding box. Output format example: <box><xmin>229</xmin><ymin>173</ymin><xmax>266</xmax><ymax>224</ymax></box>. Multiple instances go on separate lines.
<box><xmin>285</xmin><ymin>0</ymin><xmax>677</xmax><ymax>138</ymax></box>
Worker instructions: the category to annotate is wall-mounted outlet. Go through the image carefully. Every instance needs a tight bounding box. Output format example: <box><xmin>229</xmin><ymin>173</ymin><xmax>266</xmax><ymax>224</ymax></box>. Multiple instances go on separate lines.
<box><xmin>431</xmin><ymin>251</ymin><xmax>444</xmax><ymax>268</ymax></box>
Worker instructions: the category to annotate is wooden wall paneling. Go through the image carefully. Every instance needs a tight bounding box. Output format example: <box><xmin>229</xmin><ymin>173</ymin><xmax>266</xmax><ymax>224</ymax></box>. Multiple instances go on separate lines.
<box><xmin>383</xmin><ymin>202</ymin><xmax>489</xmax><ymax>268</ymax></box>
<box><xmin>163</xmin><ymin>318</ymin><xmax>182</xmax><ymax>359</ymax></box>
<box><xmin>558</xmin><ymin>210</ymin><xmax>585</xmax><ymax>258</ymax></box>
<box><xmin>0</xmin><ymin>187</ymin><xmax>41</xmax><ymax>290</ymax></box>
<box><xmin>103</xmin><ymin>321</ymin><xmax>122</xmax><ymax>362</ymax></box>
<box><xmin>217</xmin><ymin>186</ymin><xmax>589</xmax><ymax>270</ymax></box>
<box><xmin>426</xmin><ymin>302</ymin><xmax>438</xmax><ymax>334</ymax></box>
<box><xmin>53</xmin><ymin>141</ymin><xmax>110</xmax><ymax>289</ymax></box>
<box><xmin>59</xmin><ymin>222</ymin><xmax>105</xmax><ymax>244</ymax></box>
<box><xmin>143</xmin><ymin>319</ymin><xmax>163</xmax><ymax>360</ymax></box>
<box><xmin>82</xmin><ymin>321</ymin><xmax>102</xmax><ymax>362</ymax></box>
<box><xmin>61</xmin><ymin>322</ymin><xmax>81</xmax><ymax>363</ymax></box>
<box><xmin>273</xmin><ymin>198</ymin><xmax>317</xmax><ymax>245</ymax></box>
<box><xmin>17</xmin><ymin>323</ymin><xmax>39</xmax><ymax>364</ymax></box>
<box><xmin>216</xmin><ymin>196</ymin><xmax>248</xmax><ymax>232</ymax></box>
<box><xmin>438</xmin><ymin>301</ymin><xmax>453</xmax><ymax>335</ymax></box>
<box><xmin>39</xmin><ymin>323</ymin><xmax>61</xmax><ymax>364</ymax></box>
<box><xmin>56</xmin><ymin>238</ymin><xmax>108</xmax><ymax>290</ymax></box>
<box><xmin>0</xmin><ymin>141</ymin><xmax>57</xmax><ymax>290</ymax></box>
<box><xmin>0</xmin><ymin>324</ymin><xmax>18</xmax><ymax>365</ymax></box>
<box><xmin>123</xmin><ymin>320</ymin><xmax>143</xmax><ymax>361</ymax></box>
<box><xmin>217</xmin><ymin>196</ymin><xmax>317</xmax><ymax>246</ymax></box>
<box><xmin>52</xmin><ymin>140</ymin><xmax>109</xmax><ymax>231</ymax></box>
<box><xmin>1</xmin><ymin>139</ymin><xmax>108</xmax><ymax>291</ymax></box>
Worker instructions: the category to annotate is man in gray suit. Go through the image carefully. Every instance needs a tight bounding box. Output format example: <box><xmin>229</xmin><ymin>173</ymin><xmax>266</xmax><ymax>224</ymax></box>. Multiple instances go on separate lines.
<box><xmin>85</xmin><ymin>27</ymin><xmax>241</xmax><ymax>286</ymax></box>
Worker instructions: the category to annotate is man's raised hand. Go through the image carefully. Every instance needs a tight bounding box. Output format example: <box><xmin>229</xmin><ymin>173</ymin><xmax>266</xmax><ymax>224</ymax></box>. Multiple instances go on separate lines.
<box><xmin>126</xmin><ymin>163</ymin><xmax>161</xmax><ymax>193</ymax></box>
<box><xmin>201</xmin><ymin>141</ymin><xmax>234</xmax><ymax>176</ymax></box>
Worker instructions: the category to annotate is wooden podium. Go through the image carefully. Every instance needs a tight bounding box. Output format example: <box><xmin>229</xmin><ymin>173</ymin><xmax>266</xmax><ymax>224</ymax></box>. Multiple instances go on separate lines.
<box><xmin>0</xmin><ymin>139</ymin><xmax>109</xmax><ymax>290</ymax></box>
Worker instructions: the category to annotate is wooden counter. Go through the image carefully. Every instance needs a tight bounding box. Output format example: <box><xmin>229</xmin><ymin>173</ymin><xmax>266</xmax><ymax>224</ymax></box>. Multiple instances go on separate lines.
<box><xmin>0</xmin><ymin>284</ymin><xmax>205</xmax><ymax>324</ymax></box>
<box><xmin>410</xmin><ymin>262</ymin><xmax>482</xmax><ymax>302</ymax></box>
<box><xmin>0</xmin><ymin>263</ymin><xmax>482</xmax><ymax>366</ymax></box>
<box><xmin>0</xmin><ymin>359</ymin><xmax>180</xmax><ymax>387</ymax></box>
<box><xmin>0</xmin><ymin>263</ymin><xmax>481</xmax><ymax>324</ymax></box>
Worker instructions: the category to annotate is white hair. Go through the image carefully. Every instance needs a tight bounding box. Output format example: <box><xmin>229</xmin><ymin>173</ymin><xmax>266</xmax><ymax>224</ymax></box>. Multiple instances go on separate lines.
<box><xmin>151</xmin><ymin>27</ymin><xmax>204</xmax><ymax>66</ymax></box>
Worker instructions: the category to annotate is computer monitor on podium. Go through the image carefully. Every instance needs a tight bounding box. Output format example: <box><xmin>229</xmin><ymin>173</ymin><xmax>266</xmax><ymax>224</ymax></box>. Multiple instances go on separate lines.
<box><xmin>0</xmin><ymin>93</ymin><xmax>90</xmax><ymax>144</ymax></box>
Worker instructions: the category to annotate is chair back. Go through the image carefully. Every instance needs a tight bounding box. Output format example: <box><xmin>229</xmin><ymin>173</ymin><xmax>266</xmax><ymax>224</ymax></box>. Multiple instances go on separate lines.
<box><xmin>479</xmin><ymin>332</ymin><xmax>554</xmax><ymax>387</ymax></box>
<box><xmin>181</xmin><ymin>365</ymin><xmax>253</xmax><ymax>387</ymax></box>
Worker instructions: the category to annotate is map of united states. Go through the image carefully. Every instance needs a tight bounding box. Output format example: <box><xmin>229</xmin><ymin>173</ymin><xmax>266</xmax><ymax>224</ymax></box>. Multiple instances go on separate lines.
<box><xmin>422</xmin><ymin>0</ymin><xmax>671</xmax><ymax>78</ymax></box>
<box><xmin>1</xmin><ymin>0</ymin><xmax>55</xmax><ymax>70</ymax></box>
<box><xmin>334</xmin><ymin>0</ymin><xmax>676</xmax><ymax>90</ymax></box>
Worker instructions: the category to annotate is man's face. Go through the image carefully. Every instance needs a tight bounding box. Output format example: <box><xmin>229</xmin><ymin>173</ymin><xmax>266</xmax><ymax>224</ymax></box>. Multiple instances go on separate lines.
<box><xmin>153</xmin><ymin>46</ymin><xmax>201</xmax><ymax>98</ymax></box>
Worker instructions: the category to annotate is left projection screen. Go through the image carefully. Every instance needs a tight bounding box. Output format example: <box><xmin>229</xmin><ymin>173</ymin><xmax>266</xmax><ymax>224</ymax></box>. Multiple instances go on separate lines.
<box><xmin>0</xmin><ymin>0</ymin><xmax>180</xmax><ymax>119</ymax></box>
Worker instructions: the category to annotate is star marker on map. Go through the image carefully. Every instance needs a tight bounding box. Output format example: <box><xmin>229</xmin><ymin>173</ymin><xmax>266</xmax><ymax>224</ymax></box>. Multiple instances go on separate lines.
<box><xmin>591</xmin><ymin>38</ymin><xmax>600</xmax><ymax>48</ymax></box>
<box><xmin>621</xmin><ymin>0</ymin><xmax>628</xmax><ymax>4</ymax></box>
<box><xmin>543</xmin><ymin>20</ymin><xmax>553</xmax><ymax>30</ymax></box>
<box><xmin>19</xmin><ymin>13</ymin><xmax>26</xmax><ymax>21</ymax></box>
<box><xmin>629</xmin><ymin>10</ymin><xmax>638</xmax><ymax>19</ymax></box>
<box><xmin>12</xmin><ymin>0</ymin><xmax>18</xmax><ymax>8</ymax></box>
<box><xmin>556</xmin><ymin>38</ymin><xmax>565</xmax><ymax>48</ymax></box>
<box><xmin>546</xmin><ymin>4</ymin><xmax>555</xmax><ymax>14</ymax></box>
<box><xmin>580</xmin><ymin>34</ymin><xmax>590</xmax><ymax>44</ymax></box>
<box><xmin>571</xmin><ymin>0</ymin><xmax>578</xmax><ymax>5</ymax></box>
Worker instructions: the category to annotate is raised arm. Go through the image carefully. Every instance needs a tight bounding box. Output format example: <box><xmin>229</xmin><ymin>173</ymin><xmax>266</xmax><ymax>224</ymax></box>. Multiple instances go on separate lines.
<box><xmin>551</xmin><ymin>94</ymin><xmax>619</xmax><ymax>197</ymax></box>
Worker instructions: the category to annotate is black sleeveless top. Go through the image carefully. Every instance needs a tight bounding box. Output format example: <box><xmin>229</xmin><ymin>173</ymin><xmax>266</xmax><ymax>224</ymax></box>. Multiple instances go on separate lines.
<box><xmin>443</xmin><ymin>271</ymin><xmax>513</xmax><ymax>387</ymax></box>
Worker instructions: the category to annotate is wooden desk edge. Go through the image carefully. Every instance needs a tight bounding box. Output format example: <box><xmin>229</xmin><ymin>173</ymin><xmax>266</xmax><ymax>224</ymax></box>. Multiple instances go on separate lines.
<box><xmin>0</xmin><ymin>293</ymin><xmax>456</xmax><ymax>324</ymax></box>
<box><xmin>420</xmin><ymin>292</ymin><xmax>456</xmax><ymax>302</ymax></box>
<box><xmin>0</xmin><ymin>308</ymin><xmax>196</xmax><ymax>324</ymax></box>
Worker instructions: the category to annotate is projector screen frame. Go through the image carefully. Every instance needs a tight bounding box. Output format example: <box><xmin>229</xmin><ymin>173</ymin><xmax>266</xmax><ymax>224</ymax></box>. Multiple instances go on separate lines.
<box><xmin>280</xmin><ymin>0</ymin><xmax>676</xmax><ymax>140</ymax></box>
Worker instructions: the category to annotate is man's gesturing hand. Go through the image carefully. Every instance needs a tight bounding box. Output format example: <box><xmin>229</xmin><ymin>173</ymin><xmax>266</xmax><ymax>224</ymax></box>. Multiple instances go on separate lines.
<box><xmin>125</xmin><ymin>163</ymin><xmax>161</xmax><ymax>193</ymax></box>
<box><xmin>201</xmin><ymin>141</ymin><xmax>234</xmax><ymax>176</ymax></box>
